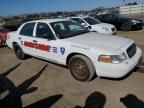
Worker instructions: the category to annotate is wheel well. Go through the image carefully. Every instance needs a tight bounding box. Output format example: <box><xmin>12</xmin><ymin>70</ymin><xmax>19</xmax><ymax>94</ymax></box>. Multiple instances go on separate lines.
<box><xmin>12</xmin><ymin>42</ymin><xmax>18</xmax><ymax>48</ymax></box>
<box><xmin>66</xmin><ymin>53</ymin><xmax>92</xmax><ymax>66</ymax></box>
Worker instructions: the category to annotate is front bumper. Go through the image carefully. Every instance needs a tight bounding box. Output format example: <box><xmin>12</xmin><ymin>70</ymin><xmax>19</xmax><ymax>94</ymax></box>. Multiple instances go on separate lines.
<box><xmin>94</xmin><ymin>47</ymin><xmax>142</xmax><ymax>78</ymax></box>
<box><xmin>99</xmin><ymin>30</ymin><xmax>117</xmax><ymax>35</ymax></box>
<box><xmin>131</xmin><ymin>23</ymin><xmax>143</xmax><ymax>30</ymax></box>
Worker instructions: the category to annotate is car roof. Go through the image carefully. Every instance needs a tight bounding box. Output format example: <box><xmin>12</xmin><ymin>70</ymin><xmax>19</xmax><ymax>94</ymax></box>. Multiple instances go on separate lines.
<box><xmin>26</xmin><ymin>18</ymin><xmax>69</xmax><ymax>24</ymax></box>
<box><xmin>70</xmin><ymin>16</ymin><xmax>91</xmax><ymax>19</ymax></box>
<box><xmin>97</xmin><ymin>13</ymin><xmax>116</xmax><ymax>16</ymax></box>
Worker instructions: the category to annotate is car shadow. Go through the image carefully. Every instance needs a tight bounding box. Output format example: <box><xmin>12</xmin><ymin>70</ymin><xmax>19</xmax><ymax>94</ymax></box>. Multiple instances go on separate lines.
<box><xmin>25</xmin><ymin>94</ymin><xmax>63</xmax><ymax>108</ymax></box>
<box><xmin>131</xmin><ymin>27</ymin><xmax>143</xmax><ymax>31</ymax></box>
<box><xmin>0</xmin><ymin>63</ymin><xmax>63</xmax><ymax>108</ymax></box>
<box><xmin>137</xmin><ymin>61</ymin><xmax>144</xmax><ymax>72</ymax></box>
<box><xmin>0</xmin><ymin>46</ymin><xmax>6</xmax><ymax>48</ymax></box>
<box><xmin>0</xmin><ymin>63</ymin><xmax>23</xmax><ymax>108</ymax></box>
<box><xmin>75</xmin><ymin>91</ymin><xmax>106</xmax><ymax>108</ymax></box>
<box><xmin>120</xmin><ymin>94</ymin><xmax>144</xmax><ymax>108</ymax></box>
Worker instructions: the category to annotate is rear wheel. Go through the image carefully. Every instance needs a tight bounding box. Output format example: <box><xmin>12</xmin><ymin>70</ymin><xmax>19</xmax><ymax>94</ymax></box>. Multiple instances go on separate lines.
<box><xmin>69</xmin><ymin>55</ymin><xmax>96</xmax><ymax>82</ymax></box>
<box><xmin>121</xmin><ymin>23</ymin><xmax>131</xmax><ymax>31</ymax></box>
<box><xmin>13</xmin><ymin>44</ymin><xmax>26</xmax><ymax>60</ymax></box>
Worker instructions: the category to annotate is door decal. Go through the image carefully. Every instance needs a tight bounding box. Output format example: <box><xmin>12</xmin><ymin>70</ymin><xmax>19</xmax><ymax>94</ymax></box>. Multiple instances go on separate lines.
<box><xmin>22</xmin><ymin>41</ymin><xmax>65</xmax><ymax>55</ymax></box>
<box><xmin>60</xmin><ymin>47</ymin><xmax>65</xmax><ymax>55</ymax></box>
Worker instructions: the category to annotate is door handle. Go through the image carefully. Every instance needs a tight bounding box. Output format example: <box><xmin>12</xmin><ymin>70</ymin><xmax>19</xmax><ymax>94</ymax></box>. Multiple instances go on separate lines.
<box><xmin>33</xmin><ymin>40</ymin><xmax>37</xmax><ymax>42</ymax></box>
<box><xmin>18</xmin><ymin>37</ymin><xmax>21</xmax><ymax>40</ymax></box>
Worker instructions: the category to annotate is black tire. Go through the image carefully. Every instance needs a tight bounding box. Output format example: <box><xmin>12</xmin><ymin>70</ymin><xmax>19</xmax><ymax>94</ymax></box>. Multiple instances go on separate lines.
<box><xmin>69</xmin><ymin>55</ymin><xmax>96</xmax><ymax>82</ymax></box>
<box><xmin>13</xmin><ymin>44</ymin><xmax>26</xmax><ymax>60</ymax></box>
<box><xmin>121</xmin><ymin>23</ymin><xmax>131</xmax><ymax>31</ymax></box>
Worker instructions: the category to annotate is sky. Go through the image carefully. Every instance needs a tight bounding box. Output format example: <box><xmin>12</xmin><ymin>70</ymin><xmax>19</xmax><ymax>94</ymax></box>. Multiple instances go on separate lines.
<box><xmin>0</xmin><ymin>0</ymin><xmax>143</xmax><ymax>16</ymax></box>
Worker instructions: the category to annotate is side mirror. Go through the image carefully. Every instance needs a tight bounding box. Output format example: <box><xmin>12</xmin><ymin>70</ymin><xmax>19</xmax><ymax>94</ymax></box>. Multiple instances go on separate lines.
<box><xmin>88</xmin><ymin>26</ymin><xmax>92</xmax><ymax>30</ymax></box>
<box><xmin>81</xmin><ymin>23</ymin><xmax>87</xmax><ymax>26</ymax></box>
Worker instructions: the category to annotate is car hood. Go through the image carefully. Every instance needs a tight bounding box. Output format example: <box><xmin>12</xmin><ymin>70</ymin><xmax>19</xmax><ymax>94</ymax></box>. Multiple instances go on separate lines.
<box><xmin>65</xmin><ymin>32</ymin><xmax>131</xmax><ymax>52</ymax></box>
<box><xmin>92</xmin><ymin>23</ymin><xmax>115</xmax><ymax>28</ymax></box>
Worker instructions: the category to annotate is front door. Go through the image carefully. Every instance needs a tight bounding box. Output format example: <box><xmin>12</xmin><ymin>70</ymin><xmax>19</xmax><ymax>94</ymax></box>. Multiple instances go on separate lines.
<box><xmin>33</xmin><ymin>22</ymin><xmax>64</xmax><ymax>62</ymax></box>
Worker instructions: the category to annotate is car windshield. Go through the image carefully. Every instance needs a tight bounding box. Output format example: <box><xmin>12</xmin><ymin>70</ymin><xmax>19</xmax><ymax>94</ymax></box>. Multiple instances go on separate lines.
<box><xmin>83</xmin><ymin>17</ymin><xmax>101</xmax><ymax>25</ymax></box>
<box><xmin>50</xmin><ymin>21</ymin><xmax>89</xmax><ymax>39</ymax></box>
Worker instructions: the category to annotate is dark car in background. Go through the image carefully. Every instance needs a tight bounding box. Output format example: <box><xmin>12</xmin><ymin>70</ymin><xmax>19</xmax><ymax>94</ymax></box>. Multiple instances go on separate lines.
<box><xmin>3</xmin><ymin>18</ymin><xmax>34</xmax><ymax>31</ymax></box>
<box><xmin>95</xmin><ymin>13</ymin><xmax>143</xmax><ymax>31</ymax></box>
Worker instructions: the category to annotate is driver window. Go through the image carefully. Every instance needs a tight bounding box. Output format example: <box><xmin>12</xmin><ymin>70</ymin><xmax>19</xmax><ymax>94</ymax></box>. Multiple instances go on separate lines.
<box><xmin>78</xmin><ymin>19</ymin><xmax>86</xmax><ymax>24</ymax></box>
<box><xmin>36</xmin><ymin>23</ymin><xmax>54</xmax><ymax>40</ymax></box>
<box><xmin>105</xmin><ymin>15</ymin><xmax>113</xmax><ymax>21</ymax></box>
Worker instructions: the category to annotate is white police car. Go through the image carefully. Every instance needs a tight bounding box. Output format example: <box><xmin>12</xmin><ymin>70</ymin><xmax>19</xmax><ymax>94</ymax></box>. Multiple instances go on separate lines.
<box><xmin>6</xmin><ymin>19</ymin><xmax>142</xmax><ymax>81</ymax></box>
<box><xmin>70</xmin><ymin>16</ymin><xmax>117</xmax><ymax>35</ymax></box>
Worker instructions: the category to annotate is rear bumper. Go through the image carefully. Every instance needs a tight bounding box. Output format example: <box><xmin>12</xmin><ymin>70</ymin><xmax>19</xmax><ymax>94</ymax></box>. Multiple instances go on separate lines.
<box><xmin>94</xmin><ymin>47</ymin><xmax>142</xmax><ymax>78</ymax></box>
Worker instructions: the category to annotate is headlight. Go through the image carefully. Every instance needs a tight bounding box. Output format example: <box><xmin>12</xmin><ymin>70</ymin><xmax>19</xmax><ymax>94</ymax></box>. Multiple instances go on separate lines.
<box><xmin>101</xmin><ymin>27</ymin><xmax>110</xmax><ymax>31</ymax></box>
<box><xmin>98</xmin><ymin>53</ymin><xmax>127</xmax><ymax>64</ymax></box>
<box><xmin>131</xmin><ymin>20</ymin><xmax>140</xmax><ymax>24</ymax></box>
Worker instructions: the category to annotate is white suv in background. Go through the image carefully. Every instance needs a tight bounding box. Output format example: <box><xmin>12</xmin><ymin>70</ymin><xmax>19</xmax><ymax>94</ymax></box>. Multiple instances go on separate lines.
<box><xmin>70</xmin><ymin>16</ymin><xmax>117</xmax><ymax>35</ymax></box>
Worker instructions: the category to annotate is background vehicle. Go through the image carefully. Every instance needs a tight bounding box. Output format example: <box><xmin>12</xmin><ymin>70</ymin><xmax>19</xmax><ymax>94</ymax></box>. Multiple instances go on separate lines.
<box><xmin>70</xmin><ymin>16</ymin><xmax>116</xmax><ymax>35</ymax></box>
<box><xmin>6</xmin><ymin>19</ymin><xmax>142</xmax><ymax>82</ymax></box>
<box><xmin>3</xmin><ymin>18</ymin><xmax>34</xmax><ymax>31</ymax></box>
<box><xmin>95</xmin><ymin>13</ymin><xmax>143</xmax><ymax>31</ymax></box>
<box><xmin>0</xmin><ymin>28</ymin><xmax>9</xmax><ymax>46</ymax></box>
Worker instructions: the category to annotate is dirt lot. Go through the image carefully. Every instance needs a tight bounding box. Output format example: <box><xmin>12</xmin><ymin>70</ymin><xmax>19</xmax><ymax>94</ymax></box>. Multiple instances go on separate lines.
<box><xmin>0</xmin><ymin>29</ymin><xmax>144</xmax><ymax>108</ymax></box>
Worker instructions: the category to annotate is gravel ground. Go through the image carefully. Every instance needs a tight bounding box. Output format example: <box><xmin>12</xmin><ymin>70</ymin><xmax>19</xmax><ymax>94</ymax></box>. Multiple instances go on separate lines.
<box><xmin>0</xmin><ymin>29</ymin><xmax>144</xmax><ymax>108</ymax></box>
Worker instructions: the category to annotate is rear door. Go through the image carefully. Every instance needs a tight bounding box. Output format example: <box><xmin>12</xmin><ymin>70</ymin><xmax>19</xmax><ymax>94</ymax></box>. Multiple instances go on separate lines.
<box><xmin>18</xmin><ymin>22</ymin><xmax>36</xmax><ymax>55</ymax></box>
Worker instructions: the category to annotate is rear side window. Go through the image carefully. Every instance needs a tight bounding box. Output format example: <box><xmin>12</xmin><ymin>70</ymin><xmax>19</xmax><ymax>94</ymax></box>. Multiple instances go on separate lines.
<box><xmin>20</xmin><ymin>23</ymin><xmax>35</xmax><ymax>36</ymax></box>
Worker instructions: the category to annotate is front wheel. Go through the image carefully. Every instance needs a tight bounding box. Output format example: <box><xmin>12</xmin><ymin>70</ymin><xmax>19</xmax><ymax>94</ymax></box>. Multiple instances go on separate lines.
<box><xmin>69</xmin><ymin>55</ymin><xmax>96</xmax><ymax>82</ymax></box>
<box><xmin>121</xmin><ymin>23</ymin><xmax>131</xmax><ymax>31</ymax></box>
<box><xmin>13</xmin><ymin>44</ymin><xmax>26</xmax><ymax>60</ymax></box>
